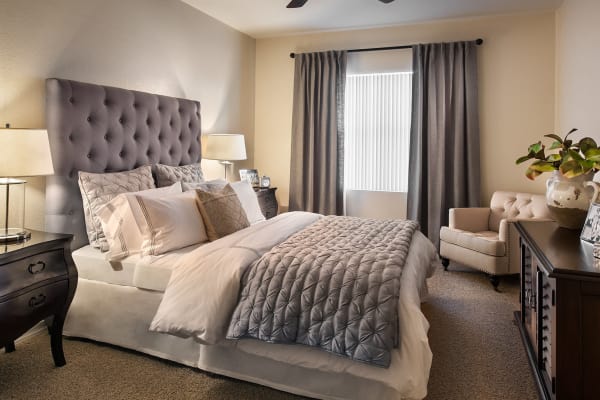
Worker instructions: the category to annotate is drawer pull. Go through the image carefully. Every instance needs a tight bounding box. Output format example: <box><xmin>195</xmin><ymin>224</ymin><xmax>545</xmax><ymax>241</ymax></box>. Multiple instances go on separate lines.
<box><xmin>27</xmin><ymin>261</ymin><xmax>46</xmax><ymax>274</ymax></box>
<box><xmin>28</xmin><ymin>294</ymin><xmax>46</xmax><ymax>308</ymax></box>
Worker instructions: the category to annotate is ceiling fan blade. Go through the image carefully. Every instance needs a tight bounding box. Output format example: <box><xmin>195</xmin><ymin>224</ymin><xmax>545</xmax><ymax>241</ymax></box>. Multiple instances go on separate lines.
<box><xmin>287</xmin><ymin>0</ymin><xmax>308</xmax><ymax>8</ymax></box>
<box><xmin>378</xmin><ymin>0</ymin><xmax>395</xmax><ymax>3</ymax></box>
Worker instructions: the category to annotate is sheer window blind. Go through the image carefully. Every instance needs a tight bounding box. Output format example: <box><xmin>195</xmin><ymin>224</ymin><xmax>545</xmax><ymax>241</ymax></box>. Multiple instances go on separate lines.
<box><xmin>344</xmin><ymin>72</ymin><xmax>412</xmax><ymax>192</ymax></box>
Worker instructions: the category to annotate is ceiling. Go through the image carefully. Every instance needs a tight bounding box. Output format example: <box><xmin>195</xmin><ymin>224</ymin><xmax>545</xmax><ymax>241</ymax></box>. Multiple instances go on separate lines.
<box><xmin>182</xmin><ymin>0</ymin><xmax>563</xmax><ymax>39</ymax></box>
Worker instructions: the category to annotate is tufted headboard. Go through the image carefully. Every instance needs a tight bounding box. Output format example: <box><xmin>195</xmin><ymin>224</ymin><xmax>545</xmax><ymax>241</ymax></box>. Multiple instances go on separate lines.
<box><xmin>44</xmin><ymin>78</ymin><xmax>202</xmax><ymax>250</ymax></box>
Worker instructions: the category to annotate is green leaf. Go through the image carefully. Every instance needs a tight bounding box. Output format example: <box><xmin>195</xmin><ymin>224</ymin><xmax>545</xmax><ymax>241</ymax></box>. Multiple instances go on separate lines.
<box><xmin>529</xmin><ymin>160</ymin><xmax>556</xmax><ymax>172</ymax></box>
<box><xmin>528</xmin><ymin>141</ymin><xmax>543</xmax><ymax>154</ymax></box>
<box><xmin>546</xmin><ymin>154</ymin><xmax>562</xmax><ymax>162</ymax></box>
<box><xmin>525</xmin><ymin>167</ymin><xmax>542</xmax><ymax>180</ymax></box>
<box><xmin>585</xmin><ymin>148</ymin><xmax>600</xmax><ymax>162</ymax></box>
<box><xmin>544</xmin><ymin>133</ymin><xmax>563</xmax><ymax>143</ymax></box>
<box><xmin>515</xmin><ymin>155</ymin><xmax>533</xmax><ymax>164</ymax></box>
<box><xmin>560</xmin><ymin>159</ymin><xmax>584</xmax><ymax>178</ymax></box>
<box><xmin>548</xmin><ymin>140</ymin><xmax>563</xmax><ymax>150</ymax></box>
<box><xmin>568</xmin><ymin>149</ymin><xmax>584</xmax><ymax>161</ymax></box>
<box><xmin>564</xmin><ymin>139</ymin><xmax>573</xmax><ymax>148</ymax></box>
<box><xmin>564</xmin><ymin>128</ymin><xmax>578</xmax><ymax>141</ymax></box>
<box><xmin>579</xmin><ymin>137</ymin><xmax>598</xmax><ymax>153</ymax></box>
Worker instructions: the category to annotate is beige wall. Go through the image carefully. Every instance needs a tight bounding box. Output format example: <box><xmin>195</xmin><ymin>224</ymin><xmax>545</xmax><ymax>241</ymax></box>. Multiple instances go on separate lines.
<box><xmin>0</xmin><ymin>0</ymin><xmax>255</xmax><ymax>230</ymax></box>
<box><xmin>255</xmin><ymin>12</ymin><xmax>556</xmax><ymax>208</ymax></box>
<box><xmin>555</xmin><ymin>0</ymin><xmax>600</xmax><ymax>143</ymax></box>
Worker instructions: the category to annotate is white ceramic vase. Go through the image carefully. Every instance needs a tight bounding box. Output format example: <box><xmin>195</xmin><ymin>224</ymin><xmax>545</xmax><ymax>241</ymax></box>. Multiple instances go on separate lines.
<box><xmin>546</xmin><ymin>170</ymin><xmax>595</xmax><ymax>230</ymax></box>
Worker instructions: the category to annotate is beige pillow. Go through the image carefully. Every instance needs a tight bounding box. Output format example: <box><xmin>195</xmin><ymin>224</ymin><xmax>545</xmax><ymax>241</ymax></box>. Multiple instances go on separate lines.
<box><xmin>96</xmin><ymin>182</ymin><xmax>182</xmax><ymax>261</ymax></box>
<box><xmin>184</xmin><ymin>180</ymin><xmax>265</xmax><ymax>225</ymax></box>
<box><xmin>78</xmin><ymin>165</ymin><xmax>155</xmax><ymax>250</ymax></box>
<box><xmin>195</xmin><ymin>184</ymin><xmax>250</xmax><ymax>241</ymax></box>
<box><xmin>135</xmin><ymin>191</ymin><xmax>208</xmax><ymax>256</ymax></box>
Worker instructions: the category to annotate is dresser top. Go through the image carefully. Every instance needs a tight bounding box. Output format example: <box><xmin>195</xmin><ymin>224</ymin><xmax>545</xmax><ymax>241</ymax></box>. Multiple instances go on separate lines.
<box><xmin>516</xmin><ymin>221</ymin><xmax>600</xmax><ymax>279</ymax></box>
<box><xmin>0</xmin><ymin>230</ymin><xmax>72</xmax><ymax>257</ymax></box>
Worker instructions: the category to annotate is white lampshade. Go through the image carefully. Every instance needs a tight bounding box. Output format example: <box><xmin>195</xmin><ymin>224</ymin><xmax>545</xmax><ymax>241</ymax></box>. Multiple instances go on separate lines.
<box><xmin>202</xmin><ymin>134</ymin><xmax>247</xmax><ymax>161</ymax></box>
<box><xmin>0</xmin><ymin>129</ymin><xmax>54</xmax><ymax>177</ymax></box>
<box><xmin>0</xmin><ymin>128</ymin><xmax>54</xmax><ymax>242</ymax></box>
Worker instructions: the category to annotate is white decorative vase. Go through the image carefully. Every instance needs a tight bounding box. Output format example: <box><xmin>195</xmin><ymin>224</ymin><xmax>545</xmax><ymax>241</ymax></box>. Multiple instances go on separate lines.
<box><xmin>546</xmin><ymin>170</ymin><xmax>595</xmax><ymax>230</ymax></box>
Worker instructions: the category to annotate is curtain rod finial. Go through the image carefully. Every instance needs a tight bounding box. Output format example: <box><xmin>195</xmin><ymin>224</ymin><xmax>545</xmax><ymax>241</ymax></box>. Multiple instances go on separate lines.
<box><xmin>476</xmin><ymin>38</ymin><xmax>483</xmax><ymax>45</ymax></box>
<box><xmin>290</xmin><ymin>52</ymin><xmax>296</xmax><ymax>58</ymax></box>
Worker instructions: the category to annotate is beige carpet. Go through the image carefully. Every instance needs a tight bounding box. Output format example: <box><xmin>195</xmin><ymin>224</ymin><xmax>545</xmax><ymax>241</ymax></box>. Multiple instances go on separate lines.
<box><xmin>0</xmin><ymin>265</ymin><xmax>538</xmax><ymax>400</ymax></box>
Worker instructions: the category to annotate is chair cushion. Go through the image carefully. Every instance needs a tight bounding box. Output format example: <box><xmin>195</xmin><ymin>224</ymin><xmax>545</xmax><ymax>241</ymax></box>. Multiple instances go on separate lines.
<box><xmin>440</xmin><ymin>226</ymin><xmax>506</xmax><ymax>257</ymax></box>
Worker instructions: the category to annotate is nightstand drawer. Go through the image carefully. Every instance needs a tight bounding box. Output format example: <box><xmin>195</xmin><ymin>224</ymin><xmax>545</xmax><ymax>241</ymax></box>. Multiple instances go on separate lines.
<box><xmin>0</xmin><ymin>279</ymin><xmax>68</xmax><ymax>343</ymax></box>
<box><xmin>0</xmin><ymin>250</ymin><xmax>67</xmax><ymax>298</ymax></box>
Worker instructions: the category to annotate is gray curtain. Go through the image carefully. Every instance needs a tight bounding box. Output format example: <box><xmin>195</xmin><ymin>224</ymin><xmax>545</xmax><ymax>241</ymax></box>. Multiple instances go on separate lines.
<box><xmin>407</xmin><ymin>41</ymin><xmax>481</xmax><ymax>247</ymax></box>
<box><xmin>289</xmin><ymin>51</ymin><xmax>347</xmax><ymax>215</ymax></box>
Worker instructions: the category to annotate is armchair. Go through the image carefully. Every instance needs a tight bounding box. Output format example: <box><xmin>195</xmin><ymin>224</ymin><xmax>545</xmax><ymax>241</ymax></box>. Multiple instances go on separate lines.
<box><xmin>439</xmin><ymin>191</ymin><xmax>552</xmax><ymax>289</ymax></box>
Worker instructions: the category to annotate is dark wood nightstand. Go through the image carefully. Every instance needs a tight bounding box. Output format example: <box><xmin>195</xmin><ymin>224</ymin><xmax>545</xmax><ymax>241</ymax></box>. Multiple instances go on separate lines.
<box><xmin>255</xmin><ymin>187</ymin><xmax>278</xmax><ymax>219</ymax></box>
<box><xmin>0</xmin><ymin>230</ymin><xmax>77</xmax><ymax>366</ymax></box>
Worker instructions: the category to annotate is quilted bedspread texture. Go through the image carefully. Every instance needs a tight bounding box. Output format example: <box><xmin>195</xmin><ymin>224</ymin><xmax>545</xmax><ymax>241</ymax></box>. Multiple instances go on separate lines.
<box><xmin>227</xmin><ymin>216</ymin><xmax>419</xmax><ymax>367</ymax></box>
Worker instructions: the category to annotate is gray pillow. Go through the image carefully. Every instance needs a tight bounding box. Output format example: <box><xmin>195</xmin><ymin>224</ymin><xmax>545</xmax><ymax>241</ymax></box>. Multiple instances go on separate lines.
<box><xmin>155</xmin><ymin>163</ymin><xmax>204</xmax><ymax>187</ymax></box>
<box><xmin>78</xmin><ymin>165</ymin><xmax>155</xmax><ymax>250</ymax></box>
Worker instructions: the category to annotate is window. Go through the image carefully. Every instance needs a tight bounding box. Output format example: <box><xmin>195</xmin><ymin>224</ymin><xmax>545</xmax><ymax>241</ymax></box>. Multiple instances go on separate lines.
<box><xmin>344</xmin><ymin>72</ymin><xmax>412</xmax><ymax>193</ymax></box>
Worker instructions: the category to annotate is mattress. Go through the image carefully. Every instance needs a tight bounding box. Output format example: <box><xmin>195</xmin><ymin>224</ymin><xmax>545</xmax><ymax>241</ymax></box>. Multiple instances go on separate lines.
<box><xmin>72</xmin><ymin>244</ymin><xmax>202</xmax><ymax>292</ymax></box>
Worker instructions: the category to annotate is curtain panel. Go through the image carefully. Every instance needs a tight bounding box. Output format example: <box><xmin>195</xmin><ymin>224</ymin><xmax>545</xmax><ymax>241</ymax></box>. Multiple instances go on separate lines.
<box><xmin>289</xmin><ymin>51</ymin><xmax>347</xmax><ymax>215</ymax></box>
<box><xmin>407</xmin><ymin>41</ymin><xmax>481</xmax><ymax>247</ymax></box>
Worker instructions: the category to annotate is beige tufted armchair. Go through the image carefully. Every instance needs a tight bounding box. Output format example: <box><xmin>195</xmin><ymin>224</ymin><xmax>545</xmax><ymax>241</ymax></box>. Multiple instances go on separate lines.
<box><xmin>439</xmin><ymin>191</ymin><xmax>552</xmax><ymax>289</ymax></box>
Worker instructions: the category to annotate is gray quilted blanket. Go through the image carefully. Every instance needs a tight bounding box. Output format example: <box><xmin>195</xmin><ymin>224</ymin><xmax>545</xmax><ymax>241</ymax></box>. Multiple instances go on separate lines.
<box><xmin>227</xmin><ymin>216</ymin><xmax>419</xmax><ymax>367</ymax></box>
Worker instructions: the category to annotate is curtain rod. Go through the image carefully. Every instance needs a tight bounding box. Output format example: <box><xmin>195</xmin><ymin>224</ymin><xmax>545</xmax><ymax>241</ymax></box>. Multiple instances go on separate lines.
<box><xmin>289</xmin><ymin>38</ymin><xmax>483</xmax><ymax>58</ymax></box>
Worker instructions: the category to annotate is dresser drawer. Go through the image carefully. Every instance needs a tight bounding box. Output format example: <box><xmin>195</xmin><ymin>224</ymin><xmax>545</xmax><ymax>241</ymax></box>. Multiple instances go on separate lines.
<box><xmin>0</xmin><ymin>250</ymin><xmax>67</xmax><ymax>299</ymax></box>
<box><xmin>0</xmin><ymin>279</ymin><xmax>68</xmax><ymax>344</ymax></box>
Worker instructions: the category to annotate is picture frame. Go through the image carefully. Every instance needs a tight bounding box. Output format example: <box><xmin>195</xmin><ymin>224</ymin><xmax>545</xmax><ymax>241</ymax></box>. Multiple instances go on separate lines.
<box><xmin>580</xmin><ymin>202</ymin><xmax>600</xmax><ymax>243</ymax></box>
<box><xmin>239</xmin><ymin>168</ymin><xmax>260</xmax><ymax>187</ymax></box>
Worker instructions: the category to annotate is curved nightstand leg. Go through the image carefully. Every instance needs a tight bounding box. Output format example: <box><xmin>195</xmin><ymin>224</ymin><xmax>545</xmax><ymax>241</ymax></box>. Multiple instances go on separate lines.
<box><xmin>49</xmin><ymin>313</ymin><xmax>66</xmax><ymax>367</ymax></box>
<box><xmin>5</xmin><ymin>341</ymin><xmax>15</xmax><ymax>353</ymax></box>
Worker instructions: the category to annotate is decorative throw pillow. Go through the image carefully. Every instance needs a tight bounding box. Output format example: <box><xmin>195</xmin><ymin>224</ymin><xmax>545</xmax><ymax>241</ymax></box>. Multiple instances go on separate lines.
<box><xmin>155</xmin><ymin>163</ymin><xmax>204</xmax><ymax>187</ymax></box>
<box><xmin>96</xmin><ymin>182</ymin><xmax>182</xmax><ymax>261</ymax></box>
<box><xmin>134</xmin><ymin>191</ymin><xmax>208</xmax><ymax>256</ymax></box>
<box><xmin>195</xmin><ymin>184</ymin><xmax>250</xmax><ymax>241</ymax></box>
<box><xmin>78</xmin><ymin>165</ymin><xmax>155</xmax><ymax>250</ymax></box>
<box><xmin>184</xmin><ymin>180</ymin><xmax>266</xmax><ymax>225</ymax></box>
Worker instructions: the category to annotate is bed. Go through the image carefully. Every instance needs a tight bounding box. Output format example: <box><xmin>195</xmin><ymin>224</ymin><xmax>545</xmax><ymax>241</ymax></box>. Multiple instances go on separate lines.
<box><xmin>44</xmin><ymin>78</ymin><xmax>438</xmax><ymax>400</ymax></box>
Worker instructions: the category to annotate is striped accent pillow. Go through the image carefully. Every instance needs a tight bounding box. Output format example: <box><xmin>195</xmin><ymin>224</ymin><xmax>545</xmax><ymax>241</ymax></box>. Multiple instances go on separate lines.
<box><xmin>135</xmin><ymin>191</ymin><xmax>208</xmax><ymax>256</ymax></box>
<box><xmin>96</xmin><ymin>182</ymin><xmax>183</xmax><ymax>261</ymax></box>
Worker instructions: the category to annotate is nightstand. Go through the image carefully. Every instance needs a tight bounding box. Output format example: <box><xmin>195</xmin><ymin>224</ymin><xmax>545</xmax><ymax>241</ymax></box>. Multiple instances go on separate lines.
<box><xmin>255</xmin><ymin>187</ymin><xmax>278</xmax><ymax>219</ymax></box>
<box><xmin>0</xmin><ymin>231</ymin><xmax>77</xmax><ymax>367</ymax></box>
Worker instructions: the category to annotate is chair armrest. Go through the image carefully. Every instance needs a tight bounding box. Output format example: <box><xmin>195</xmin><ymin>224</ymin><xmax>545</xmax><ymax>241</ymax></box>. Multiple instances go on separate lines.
<box><xmin>449</xmin><ymin>208</ymin><xmax>491</xmax><ymax>232</ymax></box>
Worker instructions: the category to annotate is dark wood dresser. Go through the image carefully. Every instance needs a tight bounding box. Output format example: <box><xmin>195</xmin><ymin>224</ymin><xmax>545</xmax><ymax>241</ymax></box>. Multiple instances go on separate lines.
<box><xmin>0</xmin><ymin>231</ymin><xmax>77</xmax><ymax>366</ymax></box>
<box><xmin>255</xmin><ymin>187</ymin><xmax>278</xmax><ymax>219</ymax></box>
<box><xmin>515</xmin><ymin>221</ymin><xmax>600</xmax><ymax>400</ymax></box>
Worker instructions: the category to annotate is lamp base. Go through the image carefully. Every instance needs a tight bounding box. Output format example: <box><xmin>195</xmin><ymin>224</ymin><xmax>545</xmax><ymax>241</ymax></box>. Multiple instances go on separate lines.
<box><xmin>0</xmin><ymin>228</ymin><xmax>31</xmax><ymax>243</ymax></box>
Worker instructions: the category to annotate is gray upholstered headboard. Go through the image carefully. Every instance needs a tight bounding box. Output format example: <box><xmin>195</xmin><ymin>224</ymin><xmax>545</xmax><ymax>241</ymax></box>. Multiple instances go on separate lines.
<box><xmin>44</xmin><ymin>78</ymin><xmax>202</xmax><ymax>250</ymax></box>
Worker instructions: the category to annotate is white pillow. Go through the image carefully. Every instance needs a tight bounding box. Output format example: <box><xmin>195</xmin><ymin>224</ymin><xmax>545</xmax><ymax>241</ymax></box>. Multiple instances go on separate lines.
<box><xmin>183</xmin><ymin>180</ymin><xmax>266</xmax><ymax>224</ymax></box>
<box><xmin>96</xmin><ymin>182</ymin><xmax>183</xmax><ymax>261</ymax></box>
<box><xmin>134</xmin><ymin>191</ymin><xmax>208</xmax><ymax>256</ymax></box>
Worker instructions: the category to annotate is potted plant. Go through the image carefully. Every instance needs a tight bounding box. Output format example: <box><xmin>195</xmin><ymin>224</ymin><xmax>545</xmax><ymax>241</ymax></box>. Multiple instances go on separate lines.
<box><xmin>516</xmin><ymin>129</ymin><xmax>600</xmax><ymax>229</ymax></box>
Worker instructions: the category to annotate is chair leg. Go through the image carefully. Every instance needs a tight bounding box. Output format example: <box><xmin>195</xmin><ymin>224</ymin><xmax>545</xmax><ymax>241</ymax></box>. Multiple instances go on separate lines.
<box><xmin>441</xmin><ymin>257</ymin><xmax>450</xmax><ymax>271</ymax></box>
<box><xmin>488</xmin><ymin>275</ymin><xmax>500</xmax><ymax>291</ymax></box>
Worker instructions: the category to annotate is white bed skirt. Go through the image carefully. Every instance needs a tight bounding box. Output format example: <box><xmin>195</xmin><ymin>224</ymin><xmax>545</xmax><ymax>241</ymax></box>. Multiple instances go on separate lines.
<box><xmin>64</xmin><ymin>278</ymin><xmax>424</xmax><ymax>400</ymax></box>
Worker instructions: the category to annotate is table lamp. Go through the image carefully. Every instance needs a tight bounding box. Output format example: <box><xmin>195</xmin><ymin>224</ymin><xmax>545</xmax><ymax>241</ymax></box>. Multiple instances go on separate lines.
<box><xmin>0</xmin><ymin>128</ymin><xmax>54</xmax><ymax>242</ymax></box>
<box><xmin>202</xmin><ymin>134</ymin><xmax>247</xmax><ymax>180</ymax></box>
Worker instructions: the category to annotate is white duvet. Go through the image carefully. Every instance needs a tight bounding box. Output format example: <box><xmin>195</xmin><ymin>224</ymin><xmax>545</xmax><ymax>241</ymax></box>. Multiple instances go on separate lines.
<box><xmin>150</xmin><ymin>211</ymin><xmax>322</xmax><ymax>343</ymax></box>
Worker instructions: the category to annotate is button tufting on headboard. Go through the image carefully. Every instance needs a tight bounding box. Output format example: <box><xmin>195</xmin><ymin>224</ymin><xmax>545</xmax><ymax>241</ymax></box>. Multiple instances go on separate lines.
<box><xmin>45</xmin><ymin>78</ymin><xmax>201</xmax><ymax>250</ymax></box>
